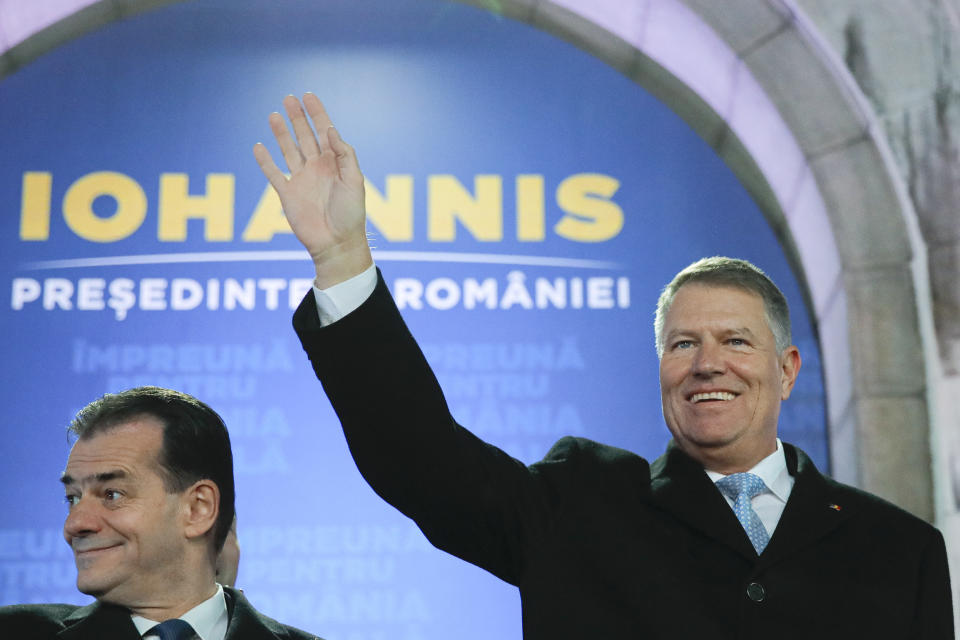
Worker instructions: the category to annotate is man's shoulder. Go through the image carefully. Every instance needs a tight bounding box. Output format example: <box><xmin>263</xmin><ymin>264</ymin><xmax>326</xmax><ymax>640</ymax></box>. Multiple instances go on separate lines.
<box><xmin>0</xmin><ymin>602</ymin><xmax>84</xmax><ymax>635</ymax></box>
<box><xmin>226</xmin><ymin>587</ymin><xmax>323</xmax><ymax>640</ymax></box>
<box><xmin>532</xmin><ymin>436</ymin><xmax>652</xmax><ymax>488</ymax></box>
<box><xmin>246</xmin><ymin>611</ymin><xmax>323</xmax><ymax>640</ymax></box>
<box><xmin>820</xmin><ymin>474</ymin><xmax>941</xmax><ymax>534</ymax></box>
<box><xmin>541</xmin><ymin>435</ymin><xmax>647</xmax><ymax>464</ymax></box>
<box><xmin>788</xmin><ymin>443</ymin><xmax>943</xmax><ymax>540</ymax></box>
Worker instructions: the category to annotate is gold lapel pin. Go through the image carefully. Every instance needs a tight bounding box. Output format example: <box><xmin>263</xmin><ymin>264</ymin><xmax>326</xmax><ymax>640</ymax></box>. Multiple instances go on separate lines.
<box><xmin>827</xmin><ymin>503</ymin><xmax>842</xmax><ymax>511</ymax></box>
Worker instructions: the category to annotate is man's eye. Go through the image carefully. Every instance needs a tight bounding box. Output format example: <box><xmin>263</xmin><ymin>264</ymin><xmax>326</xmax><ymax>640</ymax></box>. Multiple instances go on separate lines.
<box><xmin>104</xmin><ymin>489</ymin><xmax>122</xmax><ymax>501</ymax></box>
<box><xmin>65</xmin><ymin>494</ymin><xmax>79</xmax><ymax>507</ymax></box>
<box><xmin>728</xmin><ymin>338</ymin><xmax>746</xmax><ymax>346</ymax></box>
<box><xmin>673</xmin><ymin>340</ymin><xmax>693</xmax><ymax>349</ymax></box>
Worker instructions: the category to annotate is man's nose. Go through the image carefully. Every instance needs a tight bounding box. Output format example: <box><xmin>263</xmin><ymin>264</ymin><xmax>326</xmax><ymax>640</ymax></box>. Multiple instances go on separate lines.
<box><xmin>63</xmin><ymin>497</ymin><xmax>100</xmax><ymax>543</ymax></box>
<box><xmin>692</xmin><ymin>339</ymin><xmax>724</xmax><ymax>376</ymax></box>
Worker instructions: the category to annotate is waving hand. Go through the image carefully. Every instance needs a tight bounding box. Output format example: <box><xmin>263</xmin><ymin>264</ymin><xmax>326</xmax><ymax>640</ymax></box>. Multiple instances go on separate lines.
<box><xmin>253</xmin><ymin>94</ymin><xmax>372</xmax><ymax>288</ymax></box>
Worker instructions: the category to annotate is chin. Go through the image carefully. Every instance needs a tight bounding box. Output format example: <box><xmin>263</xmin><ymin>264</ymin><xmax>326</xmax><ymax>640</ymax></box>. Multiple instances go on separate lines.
<box><xmin>684</xmin><ymin>422</ymin><xmax>741</xmax><ymax>443</ymax></box>
<box><xmin>76</xmin><ymin>574</ymin><xmax>115</xmax><ymax>598</ymax></box>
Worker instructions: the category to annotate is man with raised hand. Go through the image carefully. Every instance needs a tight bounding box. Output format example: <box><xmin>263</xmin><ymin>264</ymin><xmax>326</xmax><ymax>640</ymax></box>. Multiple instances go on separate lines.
<box><xmin>258</xmin><ymin>93</ymin><xmax>954</xmax><ymax>639</ymax></box>
<box><xmin>0</xmin><ymin>386</ymin><xmax>321</xmax><ymax>640</ymax></box>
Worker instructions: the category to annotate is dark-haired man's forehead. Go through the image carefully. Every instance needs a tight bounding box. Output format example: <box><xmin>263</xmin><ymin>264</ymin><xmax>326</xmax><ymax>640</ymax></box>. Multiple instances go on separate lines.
<box><xmin>65</xmin><ymin>417</ymin><xmax>166</xmax><ymax>475</ymax></box>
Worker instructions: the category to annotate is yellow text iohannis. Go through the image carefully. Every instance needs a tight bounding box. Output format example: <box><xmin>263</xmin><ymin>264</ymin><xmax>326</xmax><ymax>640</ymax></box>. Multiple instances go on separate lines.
<box><xmin>19</xmin><ymin>171</ymin><xmax>624</xmax><ymax>244</ymax></box>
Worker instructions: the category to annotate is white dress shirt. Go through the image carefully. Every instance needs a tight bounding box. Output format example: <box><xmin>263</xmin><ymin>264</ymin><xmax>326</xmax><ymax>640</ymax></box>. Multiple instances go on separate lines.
<box><xmin>313</xmin><ymin>264</ymin><xmax>377</xmax><ymax>327</ymax></box>
<box><xmin>313</xmin><ymin>264</ymin><xmax>378</xmax><ymax>325</ymax></box>
<box><xmin>132</xmin><ymin>583</ymin><xmax>229</xmax><ymax>640</ymax></box>
<box><xmin>706</xmin><ymin>438</ymin><xmax>795</xmax><ymax>537</ymax></box>
<box><xmin>313</xmin><ymin>265</ymin><xmax>796</xmax><ymax>539</ymax></box>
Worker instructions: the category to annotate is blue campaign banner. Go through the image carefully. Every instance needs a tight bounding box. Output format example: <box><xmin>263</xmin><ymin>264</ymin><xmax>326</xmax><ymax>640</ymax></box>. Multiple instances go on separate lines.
<box><xmin>0</xmin><ymin>0</ymin><xmax>827</xmax><ymax>637</ymax></box>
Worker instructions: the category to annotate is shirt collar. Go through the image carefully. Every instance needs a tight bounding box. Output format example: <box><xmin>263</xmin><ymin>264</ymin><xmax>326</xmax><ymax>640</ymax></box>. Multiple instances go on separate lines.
<box><xmin>705</xmin><ymin>438</ymin><xmax>792</xmax><ymax>502</ymax></box>
<box><xmin>132</xmin><ymin>583</ymin><xmax>228</xmax><ymax>640</ymax></box>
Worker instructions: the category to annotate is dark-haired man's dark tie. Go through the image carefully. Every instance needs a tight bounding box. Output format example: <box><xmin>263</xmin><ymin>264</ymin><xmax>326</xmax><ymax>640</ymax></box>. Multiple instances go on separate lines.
<box><xmin>145</xmin><ymin>619</ymin><xmax>196</xmax><ymax>640</ymax></box>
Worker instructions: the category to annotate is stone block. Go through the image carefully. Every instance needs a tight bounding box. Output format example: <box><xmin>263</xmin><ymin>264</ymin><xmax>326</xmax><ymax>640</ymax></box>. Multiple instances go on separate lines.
<box><xmin>845</xmin><ymin>265</ymin><xmax>926</xmax><ymax>395</ymax></box>
<box><xmin>681</xmin><ymin>0</ymin><xmax>792</xmax><ymax>56</ymax></box>
<box><xmin>827</xmin><ymin>399</ymin><xmax>858</xmax><ymax>486</ymax></box>
<box><xmin>855</xmin><ymin>395</ymin><xmax>933</xmax><ymax>521</ymax></box>
<box><xmin>797</xmin><ymin>0</ymin><xmax>939</xmax><ymax>110</ymax></box>
<box><xmin>929</xmin><ymin>243</ymin><xmax>960</xmax><ymax>373</ymax></box>
<box><xmin>743</xmin><ymin>22</ymin><xmax>868</xmax><ymax>157</ymax></box>
<box><xmin>809</xmin><ymin>138</ymin><xmax>912</xmax><ymax>269</ymax></box>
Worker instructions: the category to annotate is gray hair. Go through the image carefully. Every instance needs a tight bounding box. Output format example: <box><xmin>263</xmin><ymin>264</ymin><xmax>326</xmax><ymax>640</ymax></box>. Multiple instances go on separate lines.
<box><xmin>654</xmin><ymin>257</ymin><xmax>792</xmax><ymax>358</ymax></box>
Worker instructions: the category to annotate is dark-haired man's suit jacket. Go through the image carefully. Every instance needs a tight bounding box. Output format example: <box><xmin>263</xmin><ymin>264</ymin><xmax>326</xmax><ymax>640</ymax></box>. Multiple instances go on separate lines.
<box><xmin>0</xmin><ymin>586</ymin><xmax>320</xmax><ymax>640</ymax></box>
<box><xmin>293</xmin><ymin>271</ymin><xmax>954</xmax><ymax>639</ymax></box>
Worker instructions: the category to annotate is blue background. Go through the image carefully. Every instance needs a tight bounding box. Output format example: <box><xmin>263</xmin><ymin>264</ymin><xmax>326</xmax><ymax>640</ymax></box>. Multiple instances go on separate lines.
<box><xmin>0</xmin><ymin>1</ymin><xmax>826</xmax><ymax>638</ymax></box>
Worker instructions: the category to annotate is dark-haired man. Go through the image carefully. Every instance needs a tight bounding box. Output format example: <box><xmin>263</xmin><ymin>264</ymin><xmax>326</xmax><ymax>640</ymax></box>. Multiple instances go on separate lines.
<box><xmin>0</xmin><ymin>386</ymin><xmax>319</xmax><ymax>640</ymax></box>
<box><xmin>256</xmin><ymin>94</ymin><xmax>954</xmax><ymax>638</ymax></box>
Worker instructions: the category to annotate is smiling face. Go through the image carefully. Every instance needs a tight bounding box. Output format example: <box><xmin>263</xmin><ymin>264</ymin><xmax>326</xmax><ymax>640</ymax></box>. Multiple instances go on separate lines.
<box><xmin>658</xmin><ymin>283</ymin><xmax>801</xmax><ymax>473</ymax></box>
<box><xmin>61</xmin><ymin>418</ymin><xmax>188</xmax><ymax>608</ymax></box>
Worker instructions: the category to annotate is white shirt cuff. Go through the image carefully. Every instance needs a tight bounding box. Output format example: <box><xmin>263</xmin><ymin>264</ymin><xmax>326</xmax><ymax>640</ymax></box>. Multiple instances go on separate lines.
<box><xmin>312</xmin><ymin>264</ymin><xmax>378</xmax><ymax>325</ymax></box>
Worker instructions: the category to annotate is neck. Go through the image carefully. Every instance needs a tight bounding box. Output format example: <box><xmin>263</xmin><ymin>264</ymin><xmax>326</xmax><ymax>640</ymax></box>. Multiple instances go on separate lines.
<box><xmin>687</xmin><ymin>439</ymin><xmax>777</xmax><ymax>475</ymax></box>
<box><xmin>128</xmin><ymin>581</ymin><xmax>218</xmax><ymax>621</ymax></box>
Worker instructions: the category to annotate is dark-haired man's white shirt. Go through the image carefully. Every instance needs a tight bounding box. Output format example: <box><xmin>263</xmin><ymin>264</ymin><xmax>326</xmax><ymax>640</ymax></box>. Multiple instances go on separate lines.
<box><xmin>132</xmin><ymin>583</ymin><xmax>228</xmax><ymax>640</ymax></box>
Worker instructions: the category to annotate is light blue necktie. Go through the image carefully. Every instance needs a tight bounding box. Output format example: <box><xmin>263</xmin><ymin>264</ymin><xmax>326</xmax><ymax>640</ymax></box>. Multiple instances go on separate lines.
<box><xmin>145</xmin><ymin>619</ymin><xmax>196</xmax><ymax>640</ymax></box>
<box><xmin>716</xmin><ymin>472</ymin><xmax>770</xmax><ymax>554</ymax></box>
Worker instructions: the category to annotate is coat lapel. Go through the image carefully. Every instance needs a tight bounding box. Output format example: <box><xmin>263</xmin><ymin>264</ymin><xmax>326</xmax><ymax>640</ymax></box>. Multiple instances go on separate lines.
<box><xmin>56</xmin><ymin>600</ymin><xmax>141</xmax><ymax>640</ymax></box>
<box><xmin>224</xmin><ymin>586</ymin><xmax>319</xmax><ymax>640</ymax></box>
<box><xmin>648</xmin><ymin>441</ymin><xmax>852</xmax><ymax>565</ymax></box>
<box><xmin>49</xmin><ymin>587</ymin><xmax>318</xmax><ymax>640</ymax></box>
<box><xmin>758</xmin><ymin>444</ymin><xmax>852</xmax><ymax>568</ymax></box>
<box><xmin>224</xmin><ymin>587</ymin><xmax>274</xmax><ymax>640</ymax></box>
<box><xmin>649</xmin><ymin>441</ymin><xmax>758</xmax><ymax>560</ymax></box>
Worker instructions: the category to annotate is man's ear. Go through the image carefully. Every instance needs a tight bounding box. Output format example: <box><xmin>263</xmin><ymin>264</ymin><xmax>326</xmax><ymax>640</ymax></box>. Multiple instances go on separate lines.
<box><xmin>779</xmin><ymin>346</ymin><xmax>802</xmax><ymax>400</ymax></box>
<box><xmin>181</xmin><ymin>479</ymin><xmax>220</xmax><ymax>540</ymax></box>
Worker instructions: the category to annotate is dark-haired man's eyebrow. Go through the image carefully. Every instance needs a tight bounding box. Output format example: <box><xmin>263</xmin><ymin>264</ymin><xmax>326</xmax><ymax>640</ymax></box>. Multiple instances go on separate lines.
<box><xmin>60</xmin><ymin>470</ymin><xmax>128</xmax><ymax>486</ymax></box>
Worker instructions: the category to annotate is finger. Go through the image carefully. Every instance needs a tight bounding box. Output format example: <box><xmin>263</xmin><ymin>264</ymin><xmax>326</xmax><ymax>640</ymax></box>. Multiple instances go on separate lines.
<box><xmin>303</xmin><ymin>93</ymin><xmax>334</xmax><ymax>154</ymax></box>
<box><xmin>269</xmin><ymin>111</ymin><xmax>303</xmax><ymax>172</ymax></box>
<box><xmin>327</xmin><ymin>126</ymin><xmax>363</xmax><ymax>188</ymax></box>
<box><xmin>283</xmin><ymin>95</ymin><xmax>322</xmax><ymax>159</ymax></box>
<box><xmin>252</xmin><ymin>142</ymin><xmax>288</xmax><ymax>193</ymax></box>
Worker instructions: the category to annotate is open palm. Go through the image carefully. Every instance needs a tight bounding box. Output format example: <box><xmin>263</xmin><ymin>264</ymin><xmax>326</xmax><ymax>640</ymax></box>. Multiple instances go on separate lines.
<box><xmin>253</xmin><ymin>94</ymin><xmax>371</xmax><ymax>286</ymax></box>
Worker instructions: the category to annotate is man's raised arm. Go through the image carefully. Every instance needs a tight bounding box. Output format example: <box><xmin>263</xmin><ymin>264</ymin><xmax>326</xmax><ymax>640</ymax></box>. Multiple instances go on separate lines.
<box><xmin>254</xmin><ymin>94</ymin><xmax>566</xmax><ymax>589</ymax></box>
<box><xmin>253</xmin><ymin>93</ymin><xmax>372</xmax><ymax>289</ymax></box>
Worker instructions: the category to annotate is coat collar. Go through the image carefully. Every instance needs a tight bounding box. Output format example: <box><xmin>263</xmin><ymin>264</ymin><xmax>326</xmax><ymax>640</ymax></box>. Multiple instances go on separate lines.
<box><xmin>224</xmin><ymin>586</ymin><xmax>318</xmax><ymax>640</ymax></box>
<box><xmin>56</xmin><ymin>600</ymin><xmax>139</xmax><ymax>640</ymax></box>
<box><xmin>649</xmin><ymin>440</ymin><xmax>852</xmax><ymax>564</ymax></box>
<box><xmin>53</xmin><ymin>587</ymin><xmax>309</xmax><ymax>640</ymax></box>
<box><xmin>758</xmin><ymin>443</ymin><xmax>852</xmax><ymax>568</ymax></box>
<box><xmin>649</xmin><ymin>440</ymin><xmax>758</xmax><ymax>559</ymax></box>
